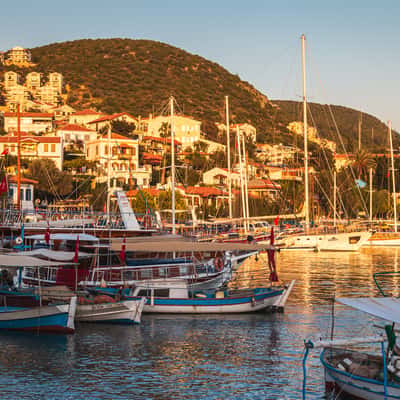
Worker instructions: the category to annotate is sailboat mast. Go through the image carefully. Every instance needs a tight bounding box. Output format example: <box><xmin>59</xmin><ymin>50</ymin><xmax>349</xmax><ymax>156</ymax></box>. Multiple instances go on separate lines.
<box><xmin>242</xmin><ymin>134</ymin><xmax>250</xmax><ymax>232</ymax></box>
<box><xmin>170</xmin><ymin>96</ymin><xmax>176</xmax><ymax>235</ymax></box>
<box><xmin>17</xmin><ymin>103</ymin><xmax>21</xmax><ymax>212</ymax></box>
<box><xmin>369</xmin><ymin>167</ymin><xmax>373</xmax><ymax>225</ymax></box>
<box><xmin>236</xmin><ymin>125</ymin><xmax>247</xmax><ymax>233</ymax></box>
<box><xmin>389</xmin><ymin>121</ymin><xmax>397</xmax><ymax>232</ymax></box>
<box><xmin>333</xmin><ymin>171</ymin><xmax>337</xmax><ymax>228</ymax></box>
<box><xmin>301</xmin><ymin>34</ymin><xmax>310</xmax><ymax>229</ymax></box>
<box><xmin>225</xmin><ymin>96</ymin><xmax>232</xmax><ymax>219</ymax></box>
<box><xmin>107</xmin><ymin>125</ymin><xmax>111</xmax><ymax>222</ymax></box>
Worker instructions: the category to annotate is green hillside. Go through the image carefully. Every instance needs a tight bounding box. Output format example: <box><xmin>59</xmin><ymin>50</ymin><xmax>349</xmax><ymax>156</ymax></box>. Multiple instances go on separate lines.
<box><xmin>0</xmin><ymin>38</ymin><xmax>394</xmax><ymax>150</ymax></box>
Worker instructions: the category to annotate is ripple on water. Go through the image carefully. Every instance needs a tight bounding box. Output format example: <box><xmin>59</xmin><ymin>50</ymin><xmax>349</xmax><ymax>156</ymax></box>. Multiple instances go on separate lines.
<box><xmin>0</xmin><ymin>248</ymin><xmax>399</xmax><ymax>399</ymax></box>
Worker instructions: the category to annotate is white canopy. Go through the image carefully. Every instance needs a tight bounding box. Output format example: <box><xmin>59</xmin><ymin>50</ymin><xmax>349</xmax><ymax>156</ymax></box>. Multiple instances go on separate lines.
<box><xmin>6</xmin><ymin>249</ymin><xmax>91</xmax><ymax>261</ymax></box>
<box><xmin>25</xmin><ymin>233</ymin><xmax>99</xmax><ymax>242</ymax></box>
<box><xmin>0</xmin><ymin>255</ymin><xmax>73</xmax><ymax>268</ymax></box>
<box><xmin>337</xmin><ymin>297</ymin><xmax>400</xmax><ymax>324</ymax></box>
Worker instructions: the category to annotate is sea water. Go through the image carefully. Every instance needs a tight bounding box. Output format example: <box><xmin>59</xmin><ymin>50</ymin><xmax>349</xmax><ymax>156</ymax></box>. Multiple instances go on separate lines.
<box><xmin>0</xmin><ymin>247</ymin><xmax>398</xmax><ymax>399</ymax></box>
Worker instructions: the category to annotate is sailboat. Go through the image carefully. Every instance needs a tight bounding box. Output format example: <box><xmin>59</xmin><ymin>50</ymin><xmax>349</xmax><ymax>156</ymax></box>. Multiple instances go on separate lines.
<box><xmin>366</xmin><ymin>121</ymin><xmax>400</xmax><ymax>246</ymax></box>
<box><xmin>278</xmin><ymin>35</ymin><xmax>372</xmax><ymax>251</ymax></box>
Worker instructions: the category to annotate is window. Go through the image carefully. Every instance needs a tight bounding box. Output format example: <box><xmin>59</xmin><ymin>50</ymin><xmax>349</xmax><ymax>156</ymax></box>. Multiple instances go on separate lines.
<box><xmin>51</xmin><ymin>144</ymin><xmax>56</xmax><ymax>152</ymax></box>
<box><xmin>44</xmin><ymin>144</ymin><xmax>49</xmax><ymax>152</ymax></box>
<box><xmin>65</xmin><ymin>134</ymin><xmax>71</xmax><ymax>141</ymax></box>
<box><xmin>25</xmin><ymin>188</ymin><xmax>31</xmax><ymax>201</ymax></box>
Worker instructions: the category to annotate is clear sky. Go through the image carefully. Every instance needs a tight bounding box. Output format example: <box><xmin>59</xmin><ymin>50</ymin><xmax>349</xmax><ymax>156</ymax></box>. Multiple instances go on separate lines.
<box><xmin>1</xmin><ymin>0</ymin><xmax>400</xmax><ymax>131</ymax></box>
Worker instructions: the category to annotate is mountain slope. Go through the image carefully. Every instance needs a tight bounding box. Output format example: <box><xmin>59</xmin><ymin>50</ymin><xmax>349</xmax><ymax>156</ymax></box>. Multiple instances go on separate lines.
<box><xmin>0</xmin><ymin>38</ymin><xmax>393</xmax><ymax>150</ymax></box>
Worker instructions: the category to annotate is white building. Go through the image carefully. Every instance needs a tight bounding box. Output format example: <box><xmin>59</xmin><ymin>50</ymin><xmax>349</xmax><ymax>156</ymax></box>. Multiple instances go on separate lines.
<box><xmin>8</xmin><ymin>176</ymin><xmax>37</xmax><ymax>211</ymax></box>
<box><xmin>86</xmin><ymin>132</ymin><xmax>151</xmax><ymax>187</ymax></box>
<box><xmin>0</xmin><ymin>133</ymin><xmax>63</xmax><ymax>169</ymax></box>
<box><xmin>6</xmin><ymin>46</ymin><xmax>32</xmax><ymax>65</ymax></box>
<box><xmin>57</xmin><ymin>124</ymin><xmax>98</xmax><ymax>148</ymax></box>
<box><xmin>3</xmin><ymin>112</ymin><xmax>54</xmax><ymax>134</ymax></box>
<box><xmin>202</xmin><ymin>167</ymin><xmax>241</xmax><ymax>187</ymax></box>
<box><xmin>143</xmin><ymin>115</ymin><xmax>201</xmax><ymax>149</ymax></box>
<box><xmin>69</xmin><ymin>109</ymin><xmax>106</xmax><ymax>127</ymax></box>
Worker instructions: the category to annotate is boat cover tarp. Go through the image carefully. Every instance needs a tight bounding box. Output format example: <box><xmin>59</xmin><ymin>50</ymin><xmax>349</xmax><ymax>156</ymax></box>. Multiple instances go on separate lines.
<box><xmin>25</xmin><ymin>233</ymin><xmax>99</xmax><ymax>242</ymax></box>
<box><xmin>6</xmin><ymin>249</ymin><xmax>91</xmax><ymax>261</ymax></box>
<box><xmin>0</xmin><ymin>255</ymin><xmax>74</xmax><ymax>268</ymax></box>
<box><xmin>111</xmin><ymin>239</ymin><xmax>271</xmax><ymax>252</ymax></box>
<box><xmin>337</xmin><ymin>297</ymin><xmax>400</xmax><ymax>324</ymax></box>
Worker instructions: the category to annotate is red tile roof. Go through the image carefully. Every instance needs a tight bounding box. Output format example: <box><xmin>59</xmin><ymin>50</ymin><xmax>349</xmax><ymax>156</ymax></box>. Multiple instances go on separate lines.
<box><xmin>88</xmin><ymin>112</ymin><xmax>136</xmax><ymax>124</ymax></box>
<box><xmin>8</xmin><ymin>176</ymin><xmax>38</xmax><ymax>184</ymax></box>
<box><xmin>184</xmin><ymin>186</ymin><xmax>227</xmax><ymax>197</ymax></box>
<box><xmin>99</xmin><ymin>132</ymin><xmax>135</xmax><ymax>141</ymax></box>
<box><xmin>126</xmin><ymin>188</ymin><xmax>161</xmax><ymax>197</ymax></box>
<box><xmin>0</xmin><ymin>134</ymin><xmax>61</xmax><ymax>143</ymax></box>
<box><xmin>58</xmin><ymin>124</ymin><xmax>96</xmax><ymax>132</ymax></box>
<box><xmin>4</xmin><ymin>112</ymin><xmax>53</xmax><ymax>118</ymax></box>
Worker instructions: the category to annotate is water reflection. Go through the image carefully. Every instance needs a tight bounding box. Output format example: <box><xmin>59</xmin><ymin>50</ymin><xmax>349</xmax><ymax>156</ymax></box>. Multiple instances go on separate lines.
<box><xmin>0</xmin><ymin>248</ymin><xmax>399</xmax><ymax>399</ymax></box>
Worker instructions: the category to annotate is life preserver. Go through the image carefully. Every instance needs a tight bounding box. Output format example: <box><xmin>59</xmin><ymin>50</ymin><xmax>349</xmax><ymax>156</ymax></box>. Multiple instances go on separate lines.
<box><xmin>15</xmin><ymin>237</ymin><xmax>23</xmax><ymax>245</ymax></box>
<box><xmin>214</xmin><ymin>257</ymin><xmax>223</xmax><ymax>272</ymax></box>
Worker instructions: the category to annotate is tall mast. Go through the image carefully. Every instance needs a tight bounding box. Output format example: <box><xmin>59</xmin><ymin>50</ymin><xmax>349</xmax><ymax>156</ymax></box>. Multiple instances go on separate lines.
<box><xmin>369</xmin><ymin>167</ymin><xmax>373</xmax><ymax>225</ymax></box>
<box><xmin>389</xmin><ymin>121</ymin><xmax>397</xmax><ymax>232</ymax></box>
<box><xmin>17</xmin><ymin>104</ymin><xmax>21</xmax><ymax>212</ymax></box>
<box><xmin>225</xmin><ymin>96</ymin><xmax>232</xmax><ymax>219</ymax></box>
<box><xmin>236</xmin><ymin>125</ymin><xmax>247</xmax><ymax>233</ymax></box>
<box><xmin>333</xmin><ymin>170</ymin><xmax>337</xmax><ymax>228</ymax></box>
<box><xmin>301</xmin><ymin>34</ymin><xmax>310</xmax><ymax>230</ymax></box>
<box><xmin>242</xmin><ymin>134</ymin><xmax>250</xmax><ymax>232</ymax></box>
<box><xmin>170</xmin><ymin>96</ymin><xmax>176</xmax><ymax>235</ymax></box>
<box><xmin>106</xmin><ymin>124</ymin><xmax>111</xmax><ymax>222</ymax></box>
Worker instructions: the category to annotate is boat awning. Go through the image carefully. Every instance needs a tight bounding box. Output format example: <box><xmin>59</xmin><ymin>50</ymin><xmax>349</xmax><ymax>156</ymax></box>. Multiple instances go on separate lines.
<box><xmin>25</xmin><ymin>233</ymin><xmax>99</xmax><ymax>242</ymax></box>
<box><xmin>337</xmin><ymin>297</ymin><xmax>400</xmax><ymax>324</ymax></box>
<box><xmin>111</xmin><ymin>239</ymin><xmax>272</xmax><ymax>252</ymax></box>
<box><xmin>0</xmin><ymin>255</ymin><xmax>75</xmax><ymax>268</ymax></box>
<box><xmin>6</xmin><ymin>249</ymin><xmax>92</xmax><ymax>261</ymax></box>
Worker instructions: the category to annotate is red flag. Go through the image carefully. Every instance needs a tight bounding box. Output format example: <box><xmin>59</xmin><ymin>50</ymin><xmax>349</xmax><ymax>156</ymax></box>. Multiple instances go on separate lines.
<box><xmin>74</xmin><ymin>235</ymin><xmax>79</xmax><ymax>263</ymax></box>
<box><xmin>120</xmin><ymin>236</ymin><xmax>126</xmax><ymax>263</ymax></box>
<box><xmin>44</xmin><ymin>224</ymin><xmax>50</xmax><ymax>245</ymax></box>
<box><xmin>1</xmin><ymin>148</ymin><xmax>9</xmax><ymax>156</ymax></box>
<box><xmin>274</xmin><ymin>215</ymin><xmax>280</xmax><ymax>226</ymax></box>
<box><xmin>103</xmin><ymin>203</ymin><xmax>106</xmax><ymax>213</ymax></box>
<box><xmin>268</xmin><ymin>227</ymin><xmax>278</xmax><ymax>282</ymax></box>
<box><xmin>386</xmin><ymin>170</ymin><xmax>390</xmax><ymax>178</ymax></box>
<box><xmin>0</xmin><ymin>177</ymin><xmax>7</xmax><ymax>194</ymax></box>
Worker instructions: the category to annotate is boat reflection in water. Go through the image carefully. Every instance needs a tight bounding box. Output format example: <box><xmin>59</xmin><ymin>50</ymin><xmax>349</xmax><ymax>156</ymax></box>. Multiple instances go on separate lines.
<box><xmin>0</xmin><ymin>248</ymin><xmax>399</xmax><ymax>399</ymax></box>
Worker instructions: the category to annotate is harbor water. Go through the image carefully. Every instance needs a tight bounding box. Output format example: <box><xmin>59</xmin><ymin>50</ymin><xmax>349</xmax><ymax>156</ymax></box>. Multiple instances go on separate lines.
<box><xmin>1</xmin><ymin>248</ymin><xmax>399</xmax><ymax>399</ymax></box>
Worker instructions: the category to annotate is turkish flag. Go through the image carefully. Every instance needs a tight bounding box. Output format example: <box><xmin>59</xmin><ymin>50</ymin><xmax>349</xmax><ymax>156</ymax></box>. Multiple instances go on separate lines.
<box><xmin>274</xmin><ymin>215</ymin><xmax>280</xmax><ymax>226</ymax></box>
<box><xmin>0</xmin><ymin>177</ymin><xmax>7</xmax><ymax>194</ymax></box>
<box><xmin>1</xmin><ymin>148</ymin><xmax>9</xmax><ymax>156</ymax></box>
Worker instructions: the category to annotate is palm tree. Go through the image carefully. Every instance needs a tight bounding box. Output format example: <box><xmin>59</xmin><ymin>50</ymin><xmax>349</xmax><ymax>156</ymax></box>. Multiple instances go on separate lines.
<box><xmin>352</xmin><ymin>149</ymin><xmax>376</xmax><ymax>179</ymax></box>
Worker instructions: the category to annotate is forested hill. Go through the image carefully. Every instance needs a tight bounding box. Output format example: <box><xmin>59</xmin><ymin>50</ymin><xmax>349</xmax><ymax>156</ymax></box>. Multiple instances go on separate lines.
<box><xmin>0</xmin><ymin>38</ymin><xmax>394</xmax><ymax>150</ymax></box>
<box><xmin>272</xmin><ymin>100</ymin><xmax>396</xmax><ymax>151</ymax></box>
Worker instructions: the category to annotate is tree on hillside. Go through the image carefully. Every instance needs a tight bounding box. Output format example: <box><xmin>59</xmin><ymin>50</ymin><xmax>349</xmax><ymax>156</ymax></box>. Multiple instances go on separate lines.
<box><xmin>25</xmin><ymin>159</ymin><xmax>73</xmax><ymax>201</ymax></box>
<box><xmin>111</xmin><ymin>120</ymin><xmax>136</xmax><ymax>136</ymax></box>
<box><xmin>352</xmin><ymin>149</ymin><xmax>377</xmax><ymax>179</ymax></box>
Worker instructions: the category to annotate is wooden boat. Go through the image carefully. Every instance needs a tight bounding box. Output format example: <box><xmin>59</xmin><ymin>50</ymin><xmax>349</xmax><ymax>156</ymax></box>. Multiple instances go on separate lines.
<box><xmin>0</xmin><ymin>296</ymin><xmax>76</xmax><ymax>333</ymax></box>
<box><xmin>92</xmin><ymin>279</ymin><xmax>295</xmax><ymax>314</ymax></box>
<box><xmin>303</xmin><ymin>297</ymin><xmax>400</xmax><ymax>400</ymax></box>
<box><xmin>75</xmin><ymin>297</ymin><xmax>146</xmax><ymax>324</ymax></box>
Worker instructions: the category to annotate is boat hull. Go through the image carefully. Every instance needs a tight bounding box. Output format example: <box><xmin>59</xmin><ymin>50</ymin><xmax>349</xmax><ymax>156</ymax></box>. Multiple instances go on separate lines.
<box><xmin>76</xmin><ymin>298</ymin><xmax>145</xmax><ymax>324</ymax></box>
<box><xmin>321</xmin><ymin>348</ymin><xmax>400</xmax><ymax>400</ymax></box>
<box><xmin>0</xmin><ymin>297</ymin><xmax>76</xmax><ymax>333</ymax></box>
<box><xmin>141</xmin><ymin>288</ymin><xmax>284</xmax><ymax>314</ymax></box>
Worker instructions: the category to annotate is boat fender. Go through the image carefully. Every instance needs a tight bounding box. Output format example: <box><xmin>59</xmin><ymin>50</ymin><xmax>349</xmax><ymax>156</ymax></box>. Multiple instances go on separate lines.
<box><xmin>251</xmin><ymin>296</ymin><xmax>256</xmax><ymax>307</ymax></box>
<box><xmin>388</xmin><ymin>364</ymin><xmax>396</xmax><ymax>374</ymax></box>
<box><xmin>337</xmin><ymin>363</ymin><xmax>346</xmax><ymax>371</ymax></box>
<box><xmin>15</xmin><ymin>237</ymin><xmax>23</xmax><ymax>245</ymax></box>
<box><xmin>342</xmin><ymin>358</ymin><xmax>353</xmax><ymax>368</ymax></box>
<box><xmin>214</xmin><ymin>257</ymin><xmax>223</xmax><ymax>272</ymax></box>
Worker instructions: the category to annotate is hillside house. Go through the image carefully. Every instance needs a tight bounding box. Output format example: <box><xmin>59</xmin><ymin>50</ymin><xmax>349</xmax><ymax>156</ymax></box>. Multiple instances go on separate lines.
<box><xmin>86</xmin><ymin>132</ymin><xmax>151</xmax><ymax>187</ymax></box>
<box><xmin>87</xmin><ymin>112</ymin><xmax>137</xmax><ymax>132</ymax></box>
<box><xmin>143</xmin><ymin>114</ymin><xmax>201</xmax><ymax>149</ymax></box>
<box><xmin>3</xmin><ymin>112</ymin><xmax>55</xmax><ymax>134</ymax></box>
<box><xmin>0</xmin><ymin>133</ymin><xmax>63</xmax><ymax>169</ymax></box>
<box><xmin>68</xmin><ymin>109</ymin><xmax>105</xmax><ymax>127</ymax></box>
<box><xmin>202</xmin><ymin>167</ymin><xmax>241</xmax><ymax>188</ymax></box>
